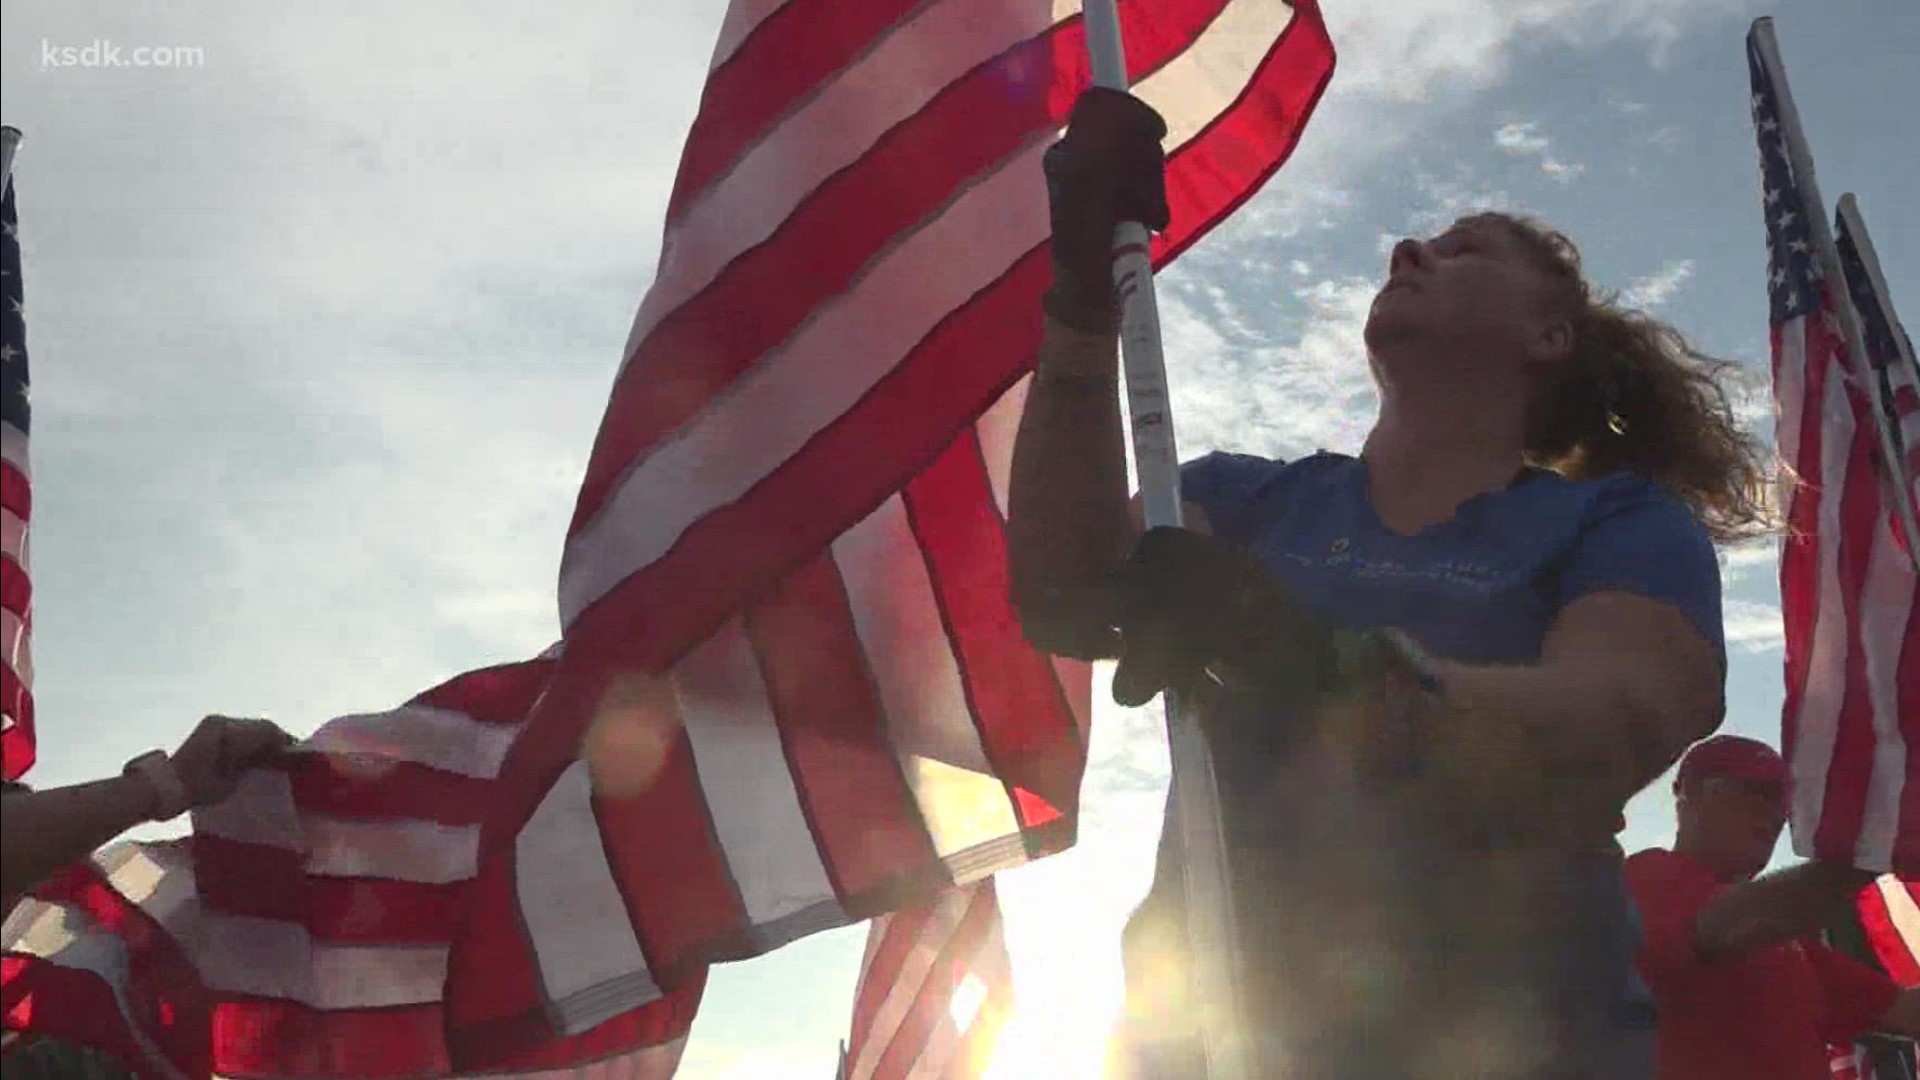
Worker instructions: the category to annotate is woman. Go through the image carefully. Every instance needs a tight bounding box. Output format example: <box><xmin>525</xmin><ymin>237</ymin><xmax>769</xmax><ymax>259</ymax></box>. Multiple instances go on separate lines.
<box><xmin>1008</xmin><ymin>91</ymin><xmax>1765</xmax><ymax>1078</ymax></box>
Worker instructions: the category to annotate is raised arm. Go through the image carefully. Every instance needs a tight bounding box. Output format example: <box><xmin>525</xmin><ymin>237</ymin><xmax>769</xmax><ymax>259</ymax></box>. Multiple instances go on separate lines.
<box><xmin>1</xmin><ymin>714</ymin><xmax>290</xmax><ymax>900</ymax></box>
<box><xmin>1007</xmin><ymin>90</ymin><xmax>1206</xmax><ymax>659</ymax></box>
<box><xmin>1007</xmin><ymin>319</ymin><xmax>1133</xmax><ymax>658</ymax></box>
<box><xmin>1691</xmin><ymin>859</ymin><xmax>1876</xmax><ymax>957</ymax></box>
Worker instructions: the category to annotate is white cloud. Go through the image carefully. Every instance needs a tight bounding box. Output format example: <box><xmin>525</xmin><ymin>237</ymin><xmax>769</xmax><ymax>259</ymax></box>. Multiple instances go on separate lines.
<box><xmin>1621</xmin><ymin>259</ymin><xmax>1698</xmax><ymax>309</ymax></box>
<box><xmin>1724</xmin><ymin>598</ymin><xmax>1787</xmax><ymax>652</ymax></box>
<box><xmin>1720</xmin><ymin>538</ymin><xmax>1780</xmax><ymax>587</ymax></box>
<box><xmin>1494</xmin><ymin>121</ymin><xmax>1552</xmax><ymax>155</ymax></box>
<box><xmin>1405</xmin><ymin>172</ymin><xmax>1524</xmax><ymax>234</ymax></box>
<box><xmin>1643</xmin><ymin>124</ymin><xmax>1689</xmax><ymax>150</ymax></box>
<box><xmin>1492</xmin><ymin>120</ymin><xmax>1585</xmax><ymax>184</ymax></box>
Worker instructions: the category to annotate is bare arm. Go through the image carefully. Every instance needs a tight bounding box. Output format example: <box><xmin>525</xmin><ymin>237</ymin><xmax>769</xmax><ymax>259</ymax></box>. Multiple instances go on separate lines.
<box><xmin>1006</xmin><ymin>318</ymin><xmax>1134</xmax><ymax>659</ymax></box>
<box><xmin>1006</xmin><ymin>318</ymin><xmax>1211</xmax><ymax>659</ymax></box>
<box><xmin>1</xmin><ymin>777</ymin><xmax>164</xmax><ymax>898</ymax></box>
<box><xmin>1692</xmin><ymin>860</ymin><xmax>1876</xmax><ymax>957</ymax></box>
<box><xmin>1413</xmin><ymin>592</ymin><xmax>1723</xmax><ymax>830</ymax></box>
<box><xmin>0</xmin><ymin>715</ymin><xmax>290</xmax><ymax>901</ymax></box>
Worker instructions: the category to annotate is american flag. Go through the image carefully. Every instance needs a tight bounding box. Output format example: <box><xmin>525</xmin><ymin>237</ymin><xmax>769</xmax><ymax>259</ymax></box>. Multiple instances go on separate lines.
<box><xmin>1835</xmin><ymin>196</ymin><xmax>1920</xmax><ymax>540</ymax></box>
<box><xmin>4</xmin><ymin>653</ymin><xmax>702</xmax><ymax>1077</ymax></box>
<box><xmin>1749</xmin><ymin>20</ymin><xmax>1920</xmax><ymax>877</ymax></box>
<box><xmin>443</xmin><ymin>0</ymin><xmax>1334</xmax><ymax>1066</ymax></box>
<box><xmin>1829</xmin><ymin>877</ymin><xmax>1920</xmax><ymax>1080</ymax></box>
<box><xmin>840</xmin><ymin>880</ymin><xmax>1011</xmax><ymax>1080</ymax></box>
<box><xmin>2</xmin><ymin>0</ymin><xmax>1335</xmax><ymax>1072</ymax></box>
<box><xmin>1858</xmin><ymin>876</ymin><xmax>1920</xmax><ymax>988</ymax></box>
<box><xmin>1</xmin><ymin>132</ymin><xmax>33</xmax><ymax>784</ymax></box>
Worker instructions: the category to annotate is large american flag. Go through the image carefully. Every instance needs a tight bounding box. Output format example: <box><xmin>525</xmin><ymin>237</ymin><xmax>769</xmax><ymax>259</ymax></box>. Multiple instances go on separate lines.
<box><xmin>1749</xmin><ymin>20</ymin><xmax>1919</xmax><ymax>877</ymax></box>
<box><xmin>840</xmin><ymin>880</ymin><xmax>1010</xmax><ymax>1080</ymax></box>
<box><xmin>1</xmin><ymin>137</ymin><xmax>33</xmax><ymax>784</ymax></box>
<box><xmin>4</xmin><ymin>2</ymin><xmax>1334</xmax><ymax>1075</ymax></box>
<box><xmin>443</xmin><ymin>0</ymin><xmax>1334</xmax><ymax>1067</ymax></box>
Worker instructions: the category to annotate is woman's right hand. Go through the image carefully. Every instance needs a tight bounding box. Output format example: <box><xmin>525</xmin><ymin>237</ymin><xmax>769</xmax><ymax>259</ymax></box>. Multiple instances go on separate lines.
<box><xmin>1041</xmin><ymin>88</ymin><xmax>1169</xmax><ymax>336</ymax></box>
<box><xmin>171</xmin><ymin>714</ymin><xmax>294</xmax><ymax>808</ymax></box>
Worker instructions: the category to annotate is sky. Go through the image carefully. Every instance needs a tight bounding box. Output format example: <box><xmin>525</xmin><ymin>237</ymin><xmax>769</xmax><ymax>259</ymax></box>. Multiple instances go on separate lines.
<box><xmin>2</xmin><ymin>0</ymin><xmax>1916</xmax><ymax>1077</ymax></box>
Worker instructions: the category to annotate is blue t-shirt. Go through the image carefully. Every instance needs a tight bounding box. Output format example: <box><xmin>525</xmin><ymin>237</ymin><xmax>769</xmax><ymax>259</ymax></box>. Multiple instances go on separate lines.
<box><xmin>1121</xmin><ymin>450</ymin><xmax>1722</xmax><ymax>1078</ymax></box>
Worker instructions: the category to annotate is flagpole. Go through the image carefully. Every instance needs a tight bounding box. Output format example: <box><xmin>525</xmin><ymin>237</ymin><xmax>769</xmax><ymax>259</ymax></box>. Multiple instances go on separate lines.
<box><xmin>1751</xmin><ymin>19</ymin><xmax>1920</xmax><ymax>572</ymax></box>
<box><xmin>1079</xmin><ymin>5</ymin><xmax>1246</xmax><ymax>1077</ymax></box>
<box><xmin>0</xmin><ymin>127</ymin><xmax>21</xmax><ymax>191</ymax></box>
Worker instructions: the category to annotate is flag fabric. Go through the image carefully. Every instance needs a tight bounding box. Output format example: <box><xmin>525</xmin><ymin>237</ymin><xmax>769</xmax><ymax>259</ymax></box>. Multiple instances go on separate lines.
<box><xmin>1</xmin><ymin>153</ymin><xmax>34</xmax><ymax>783</ymax></box>
<box><xmin>1830</xmin><ymin>1040</ymin><xmax>1920</xmax><ymax>1080</ymax></box>
<box><xmin>841</xmin><ymin>879</ymin><xmax>1011</xmax><ymax>1080</ymax></box>
<box><xmin>1827</xmin><ymin>877</ymin><xmax>1920</xmax><ymax>1080</ymax></box>
<box><xmin>445</xmin><ymin>0</ymin><xmax>1335</xmax><ymax>1066</ymax></box>
<box><xmin>1857</xmin><ymin>875</ymin><xmax>1920</xmax><ymax>988</ymax></box>
<box><xmin>1830</xmin><ymin>1044</ymin><xmax>1889</xmax><ymax>1080</ymax></box>
<box><xmin>1749</xmin><ymin>22</ymin><xmax>1920</xmax><ymax>876</ymax></box>
<box><xmin>3</xmin><ymin>653</ymin><xmax>701</xmax><ymax>1079</ymax></box>
<box><xmin>1835</xmin><ymin>197</ymin><xmax>1920</xmax><ymax>544</ymax></box>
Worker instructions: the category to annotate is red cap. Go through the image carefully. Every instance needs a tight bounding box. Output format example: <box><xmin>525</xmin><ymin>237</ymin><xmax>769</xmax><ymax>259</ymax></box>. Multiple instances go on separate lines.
<box><xmin>1674</xmin><ymin>735</ymin><xmax>1787</xmax><ymax>796</ymax></box>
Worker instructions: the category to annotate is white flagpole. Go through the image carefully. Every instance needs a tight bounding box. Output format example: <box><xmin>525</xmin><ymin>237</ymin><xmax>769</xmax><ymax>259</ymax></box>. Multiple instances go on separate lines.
<box><xmin>1752</xmin><ymin>19</ymin><xmax>1920</xmax><ymax>572</ymax></box>
<box><xmin>1078</xmin><ymin>5</ymin><xmax>1246</xmax><ymax>1077</ymax></box>
<box><xmin>0</xmin><ymin>127</ymin><xmax>21</xmax><ymax>191</ymax></box>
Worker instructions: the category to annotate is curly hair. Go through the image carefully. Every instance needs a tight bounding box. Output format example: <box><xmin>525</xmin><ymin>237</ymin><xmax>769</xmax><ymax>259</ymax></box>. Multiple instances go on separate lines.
<box><xmin>1466</xmin><ymin>212</ymin><xmax>1774</xmax><ymax>543</ymax></box>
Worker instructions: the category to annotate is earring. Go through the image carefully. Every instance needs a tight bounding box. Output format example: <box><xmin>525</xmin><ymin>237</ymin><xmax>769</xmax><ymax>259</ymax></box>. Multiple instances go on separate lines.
<box><xmin>1606</xmin><ymin>411</ymin><xmax>1628</xmax><ymax>436</ymax></box>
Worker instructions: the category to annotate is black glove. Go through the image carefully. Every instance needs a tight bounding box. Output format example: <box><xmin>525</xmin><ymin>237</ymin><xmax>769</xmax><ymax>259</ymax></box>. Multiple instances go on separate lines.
<box><xmin>1042</xmin><ymin>89</ymin><xmax>1170</xmax><ymax>336</ymax></box>
<box><xmin>1110</xmin><ymin>528</ymin><xmax>1438</xmax><ymax>777</ymax></box>
<box><xmin>1109</xmin><ymin>527</ymin><xmax>1339</xmax><ymax>709</ymax></box>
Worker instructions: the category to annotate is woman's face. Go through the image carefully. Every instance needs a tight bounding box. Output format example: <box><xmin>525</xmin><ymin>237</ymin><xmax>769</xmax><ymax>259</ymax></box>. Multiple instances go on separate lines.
<box><xmin>1363</xmin><ymin>216</ymin><xmax>1566</xmax><ymax>380</ymax></box>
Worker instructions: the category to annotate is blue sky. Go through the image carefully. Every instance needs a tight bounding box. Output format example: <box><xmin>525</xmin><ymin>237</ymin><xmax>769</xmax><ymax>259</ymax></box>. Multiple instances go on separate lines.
<box><xmin>2</xmin><ymin>0</ymin><xmax>1916</xmax><ymax>1076</ymax></box>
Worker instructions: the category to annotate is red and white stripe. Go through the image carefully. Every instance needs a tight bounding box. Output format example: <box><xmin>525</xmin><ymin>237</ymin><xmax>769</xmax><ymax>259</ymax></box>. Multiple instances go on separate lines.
<box><xmin>1857</xmin><ymin>876</ymin><xmax>1920</xmax><ymax>988</ymax></box>
<box><xmin>1754</xmin><ymin>26</ymin><xmax>1920</xmax><ymax>877</ymax></box>
<box><xmin>1777</xmin><ymin>315</ymin><xmax>1920</xmax><ymax>875</ymax></box>
<box><xmin>1836</xmin><ymin>195</ymin><xmax>1920</xmax><ymax>534</ymax></box>
<box><xmin>446</xmin><ymin>0</ymin><xmax>1333</xmax><ymax>1068</ymax></box>
<box><xmin>842</xmin><ymin>879</ymin><xmax>1011</xmax><ymax>1080</ymax></box>
<box><xmin>1</xmin><ymin>169</ymin><xmax>32</xmax><ymax>784</ymax></box>
<box><xmin>3</xmin><ymin>655</ymin><xmax>701</xmax><ymax>1079</ymax></box>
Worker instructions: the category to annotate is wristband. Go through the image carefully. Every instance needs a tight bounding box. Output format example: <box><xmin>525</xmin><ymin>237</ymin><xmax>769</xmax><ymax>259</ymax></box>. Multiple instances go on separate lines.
<box><xmin>123</xmin><ymin>750</ymin><xmax>191</xmax><ymax>821</ymax></box>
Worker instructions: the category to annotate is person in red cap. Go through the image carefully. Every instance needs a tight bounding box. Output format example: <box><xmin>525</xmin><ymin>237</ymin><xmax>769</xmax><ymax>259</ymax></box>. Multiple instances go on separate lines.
<box><xmin>1626</xmin><ymin>734</ymin><xmax>1920</xmax><ymax>1078</ymax></box>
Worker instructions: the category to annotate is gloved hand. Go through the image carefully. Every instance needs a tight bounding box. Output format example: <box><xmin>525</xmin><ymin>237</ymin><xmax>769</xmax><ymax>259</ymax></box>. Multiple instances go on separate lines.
<box><xmin>1108</xmin><ymin>528</ymin><xmax>1439</xmax><ymax>779</ymax></box>
<box><xmin>1109</xmin><ymin>527</ymin><xmax>1339</xmax><ymax>709</ymax></box>
<box><xmin>1042</xmin><ymin>88</ymin><xmax>1170</xmax><ymax>336</ymax></box>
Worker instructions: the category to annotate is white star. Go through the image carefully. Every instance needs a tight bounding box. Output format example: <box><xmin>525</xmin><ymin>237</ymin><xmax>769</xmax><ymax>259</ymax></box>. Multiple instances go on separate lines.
<box><xmin>0</xmin><ymin>344</ymin><xmax>18</xmax><ymax>364</ymax></box>
<box><xmin>7</xmin><ymin>297</ymin><xmax>20</xmax><ymax>315</ymax></box>
<box><xmin>1790</xmin><ymin>239</ymin><xmax>1809</xmax><ymax>255</ymax></box>
<box><xmin>1770</xmin><ymin>267</ymin><xmax>1787</xmax><ymax>289</ymax></box>
<box><xmin>1776</xmin><ymin>210</ymin><xmax>1797</xmax><ymax>232</ymax></box>
<box><xmin>1760</xmin><ymin>117</ymin><xmax>1780</xmax><ymax>134</ymax></box>
<box><xmin>1752</xmin><ymin>92</ymin><xmax>1765</xmax><ymax>111</ymax></box>
<box><xmin>1785</xmin><ymin>291</ymin><xmax>1801</xmax><ymax>313</ymax></box>
<box><xmin>1765</xmin><ymin>187</ymin><xmax>1783</xmax><ymax>206</ymax></box>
